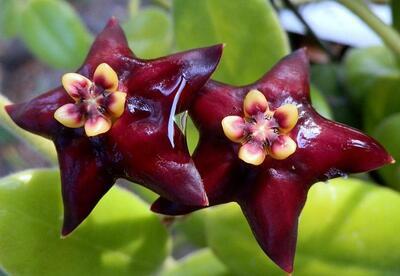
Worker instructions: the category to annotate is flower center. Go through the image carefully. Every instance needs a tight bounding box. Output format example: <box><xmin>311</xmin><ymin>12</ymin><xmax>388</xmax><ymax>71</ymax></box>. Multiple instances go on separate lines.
<box><xmin>54</xmin><ymin>63</ymin><xmax>127</xmax><ymax>137</ymax></box>
<box><xmin>221</xmin><ymin>89</ymin><xmax>299</xmax><ymax>165</ymax></box>
<box><xmin>247</xmin><ymin>113</ymin><xmax>279</xmax><ymax>145</ymax></box>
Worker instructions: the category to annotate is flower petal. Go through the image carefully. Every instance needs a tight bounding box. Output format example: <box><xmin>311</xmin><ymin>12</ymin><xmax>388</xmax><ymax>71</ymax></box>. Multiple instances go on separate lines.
<box><xmin>56</xmin><ymin>137</ymin><xmax>114</xmax><ymax>237</ymax></box>
<box><xmin>54</xmin><ymin>103</ymin><xmax>85</xmax><ymax>128</ymax></box>
<box><xmin>243</xmin><ymin>89</ymin><xmax>269</xmax><ymax>117</ymax></box>
<box><xmin>221</xmin><ymin>115</ymin><xmax>246</xmax><ymax>142</ymax></box>
<box><xmin>107</xmin><ymin>91</ymin><xmax>127</xmax><ymax>118</ymax></box>
<box><xmin>270</xmin><ymin>135</ymin><xmax>297</xmax><ymax>160</ymax></box>
<box><xmin>239</xmin><ymin>142</ymin><xmax>266</xmax><ymax>165</ymax></box>
<box><xmin>84</xmin><ymin>115</ymin><xmax>111</xmax><ymax>137</ymax></box>
<box><xmin>238</xmin><ymin>174</ymin><xmax>308</xmax><ymax>273</ymax></box>
<box><xmin>62</xmin><ymin>73</ymin><xmax>91</xmax><ymax>100</ymax></box>
<box><xmin>274</xmin><ymin>104</ymin><xmax>298</xmax><ymax>132</ymax></box>
<box><xmin>93</xmin><ymin>63</ymin><xmax>119</xmax><ymax>91</ymax></box>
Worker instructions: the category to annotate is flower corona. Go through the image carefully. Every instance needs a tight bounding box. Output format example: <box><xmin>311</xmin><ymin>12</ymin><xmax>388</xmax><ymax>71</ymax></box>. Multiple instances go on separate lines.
<box><xmin>54</xmin><ymin>63</ymin><xmax>127</xmax><ymax>137</ymax></box>
<box><xmin>222</xmin><ymin>89</ymin><xmax>298</xmax><ymax>165</ymax></box>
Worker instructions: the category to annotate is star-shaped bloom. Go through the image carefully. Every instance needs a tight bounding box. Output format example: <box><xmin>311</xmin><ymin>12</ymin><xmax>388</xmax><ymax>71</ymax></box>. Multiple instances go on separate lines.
<box><xmin>6</xmin><ymin>18</ymin><xmax>223</xmax><ymax>236</ymax></box>
<box><xmin>151</xmin><ymin>49</ymin><xmax>394</xmax><ymax>273</ymax></box>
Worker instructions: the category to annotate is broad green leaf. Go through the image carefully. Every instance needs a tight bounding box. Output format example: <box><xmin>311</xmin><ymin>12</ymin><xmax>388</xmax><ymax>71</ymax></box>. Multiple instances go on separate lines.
<box><xmin>344</xmin><ymin>46</ymin><xmax>400</xmax><ymax>103</ymax></box>
<box><xmin>173</xmin><ymin>209</ymin><xmax>208</xmax><ymax>248</ymax></box>
<box><xmin>363</xmin><ymin>77</ymin><xmax>400</xmax><ymax>133</ymax></box>
<box><xmin>124</xmin><ymin>7</ymin><xmax>173</xmax><ymax>59</ymax></box>
<box><xmin>206</xmin><ymin>178</ymin><xmax>400</xmax><ymax>276</ymax></box>
<box><xmin>161</xmin><ymin>249</ymin><xmax>231</xmax><ymax>276</ymax></box>
<box><xmin>173</xmin><ymin>0</ymin><xmax>290</xmax><ymax>85</ymax></box>
<box><xmin>373</xmin><ymin>113</ymin><xmax>400</xmax><ymax>190</ymax></box>
<box><xmin>19</xmin><ymin>0</ymin><xmax>92</xmax><ymax>69</ymax></box>
<box><xmin>0</xmin><ymin>169</ymin><xmax>170</xmax><ymax>275</ymax></box>
<box><xmin>129</xmin><ymin>182</ymin><xmax>159</xmax><ymax>203</ymax></box>
<box><xmin>311</xmin><ymin>63</ymin><xmax>358</xmax><ymax>124</ymax></box>
<box><xmin>0</xmin><ymin>0</ymin><xmax>21</xmax><ymax>38</ymax></box>
<box><xmin>310</xmin><ymin>85</ymin><xmax>333</xmax><ymax>119</ymax></box>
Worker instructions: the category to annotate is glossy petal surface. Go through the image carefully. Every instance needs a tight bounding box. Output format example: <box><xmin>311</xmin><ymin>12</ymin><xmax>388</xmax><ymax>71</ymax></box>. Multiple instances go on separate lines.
<box><xmin>6</xmin><ymin>18</ymin><xmax>223</xmax><ymax>235</ymax></box>
<box><xmin>151</xmin><ymin>49</ymin><xmax>393</xmax><ymax>273</ymax></box>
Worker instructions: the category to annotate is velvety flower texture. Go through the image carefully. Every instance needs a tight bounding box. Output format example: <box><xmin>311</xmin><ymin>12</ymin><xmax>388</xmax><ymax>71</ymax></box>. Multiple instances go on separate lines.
<box><xmin>6</xmin><ymin>18</ymin><xmax>223</xmax><ymax>236</ymax></box>
<box><xmin>151</xmin><ymin>49</ymin><xmax>394</xmax><ymax>273</ymax></box>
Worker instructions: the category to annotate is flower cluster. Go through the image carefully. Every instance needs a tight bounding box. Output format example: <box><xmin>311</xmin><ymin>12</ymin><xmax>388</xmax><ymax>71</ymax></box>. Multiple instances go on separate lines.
<box><xmin>5</xmin><ymin>18</ymin><xmax>393</xmax><ymax>273</ymax></box>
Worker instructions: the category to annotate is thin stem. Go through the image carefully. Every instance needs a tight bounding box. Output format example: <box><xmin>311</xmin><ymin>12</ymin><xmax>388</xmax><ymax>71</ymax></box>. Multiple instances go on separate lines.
<box><xmin>0</xmin><ymin>94</ymin><xmax>58</xmax><ymax>164</ymax></box>
<box><xmin>280</xmin><ymin>0</ymin><xmax>337</xmax><ymax>61</ymax></box>
<box><xmin>392</xmin><ymin>0</ymin><xmax>400</xmax><ymax>33</ymax></box>
<box><xmin>338</xmin><ymin>0</ymin><xmax>400</xmax><ymax>59</ymax></box>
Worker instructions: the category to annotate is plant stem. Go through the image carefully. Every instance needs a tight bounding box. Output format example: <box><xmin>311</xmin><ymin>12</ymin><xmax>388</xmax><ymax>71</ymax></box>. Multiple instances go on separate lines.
<box><xmin>0</xmin><ymin>94</ymin><xmax>58</xmax><ymax>164</ymax></box>
<box><xmin>338</xmin><ymin>0</ymin><xmax>400</xmax><ymax>59</ymax></box>
<box><xmin>392</xmin><ymin>0</ymin><xmax>400</xmax><ymax>33</ymax></box>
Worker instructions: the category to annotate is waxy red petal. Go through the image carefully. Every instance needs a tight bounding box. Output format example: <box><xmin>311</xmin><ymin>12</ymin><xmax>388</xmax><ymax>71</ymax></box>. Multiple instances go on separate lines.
<box><xmin>257</xmin><ymin>48</ymin><xmax>311</xmax><ymax>105</ymax></box>
<box><xmin>151</xmin><ymin>139</ymin><xmax>240</xmax><ymax>215</ymax></box>
<box><xmin>82</xmin><ymin>18</ymin><xmax>134</xmax><ymax>78</ymax></box>
<box><xmin>5</xmin><ymin>88</ymin><xmax>71</xmax><ymax>139</ymax></box>
<box><xmin>238</xmin><ymin>173</ymin><xmax>308</xmax><ymax>273</ymax></box>
<box><xmin>56</xmin><ymin>137</ymin><xmax>114</xmax><ymax>236</ymax></box>
<box><xmin>128</xmin><ymin>44</ymin><xmax>223</xmax><ymax>114</ymax></box>
<box><xmin>6</xmin><ymin>18</ymin><xmax>223</xmax><ymax>234</ymax></box>
<box><xmin>151</xmin><ymin>49</ymin><xmax>394</xmax><ymax>273</ymax></box>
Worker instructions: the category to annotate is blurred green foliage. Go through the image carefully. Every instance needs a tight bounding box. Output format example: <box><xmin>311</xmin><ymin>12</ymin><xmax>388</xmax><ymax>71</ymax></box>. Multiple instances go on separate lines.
<box><xmin>0</xmin><ymin>169</ymin><xmax>170</xmax><ymax>275</ymax></box>
<box><xmin>173</xmin><ymin>0</ymin><xmax>290</xmax><ymax>85</ymax></box>
<box><xmin>206</xmin><ymin>178</ymin><xmax>400</xmax><ymax>275</ymax></box>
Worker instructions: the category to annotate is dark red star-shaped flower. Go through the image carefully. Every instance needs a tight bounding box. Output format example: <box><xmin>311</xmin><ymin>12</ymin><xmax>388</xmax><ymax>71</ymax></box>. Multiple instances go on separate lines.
<box><xmin>5</xmin><ymin>18</ymin><xmax>223</xmax><ymax>236</ymax></box>
<box><xmin>151</xmin><ymin>49</ymin><xmax>394</xmax><ymax>273</ymax></box>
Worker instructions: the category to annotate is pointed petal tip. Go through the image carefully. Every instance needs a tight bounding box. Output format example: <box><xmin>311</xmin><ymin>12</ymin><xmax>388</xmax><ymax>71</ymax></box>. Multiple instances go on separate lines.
<box><xmin>4</xmin><ymin>103</ymin><xmax>14</xmax><ymax>114</ymax></box>
<box><xmin>184</xmin><ymin>189</ymin><xmax>209</xmax><ymax>207</ymax></box>
<box><xmin>4</xmin><ymin>103</ymin><xmax>24</xmax><ymax>127</ymax></box>
<box><xmin>106</xmin><ymin>17</ymin><xmax>119</xmax><ymax>27</ymax></box>
<box><xmin>61</xmin><ymin>224</ymin><xmax>76</xmax><ymax>238</ymax></box>
<box><xmin>150</xmin><ymin>197</ymin><xmax>197</xmax><ymax>216</ymax></box>
<box><xmin>267</xmin><ymin>253</ymin><xmax>294</xmax><ymax>274</ymax></box>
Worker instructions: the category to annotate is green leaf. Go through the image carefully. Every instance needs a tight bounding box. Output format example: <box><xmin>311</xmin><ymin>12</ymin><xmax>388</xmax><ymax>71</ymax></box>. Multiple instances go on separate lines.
<box><xmin>344</xmin><ymin>46</ymin><xmax>400</xmax><ymax>132</ymax></box>
<box><xmin>19</xmin><ymin>0</ymin><xmax>92</xmax><ymax>69</ymax></box>
<box><xmin>373</xmin><ymin>113</ymin><xmax>400</xmax><ymax>190</ymax></box>
<box><xmin>173</xmin><ymin>0</ymin><xmax>290</xmax><ymax>85</ymax></box>
<box><xmin>310</xmin><ymin>85</ymin><xmax>333</xmax><ymax>120</ymax></box>
<box><xmin>124</xmin><ymin>7</ymin><xmax>173</xmax><ymax>59</ymax></box>
<box><xmin>363</xmin><ymin>77</ymin><xmax>400</xmax><ymax>133</ymax></box>
<box><xmin>0</xmin><ymin>0</ymin><xmax>21</xmax><ymax>38</ymax></box>
<box><xmin>344</xmin><ymin>46</ymin><xmax>400</xmax><ymax>103</ymax></box>
<box><xmin>161</xmin><ymin>249</ymin><xmax>231</xmax><ymax>276</ymax></box>
<box><xmin>206</xmin><ymin>178</ymin><xmax>400</xmax><ymax>276</ymax></box>
<box><xmin>186</xmin><ymin>116</ymin><xmax>199</xmax><ymax>155</ymax></box>
<box><xmin>0</xmin><ymin>169</ymin><xmax>170</xmax><ymax>275</ymax></box>
<box><xmin>173</xmin><ymin>209</ymin><xmax>208</xmax><ymax>248</ymax></box>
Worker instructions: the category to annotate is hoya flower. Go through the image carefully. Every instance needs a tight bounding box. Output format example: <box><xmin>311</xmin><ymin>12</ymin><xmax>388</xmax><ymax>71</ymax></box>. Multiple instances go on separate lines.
<box><xmin>6</xmin><ymin>18</ymin><xmax>223</xmax><ymax>236</ymax></box>
<box><xmin>151</xmin><ymin>49</ymin><xmax>394</xmax><ymax>273</ymax></box>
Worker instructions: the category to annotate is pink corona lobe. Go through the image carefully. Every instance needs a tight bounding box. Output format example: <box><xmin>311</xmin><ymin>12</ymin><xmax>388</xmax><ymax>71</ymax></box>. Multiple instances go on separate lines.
<box><xmin>54</xmin><ymin>63</ymin><xmax>127</xmax><ymax>137</ymax></box>
<box><xmin>222</xmin><ymin>89</ymin><xmax>298</xmax><ymax>165</ymax></box>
